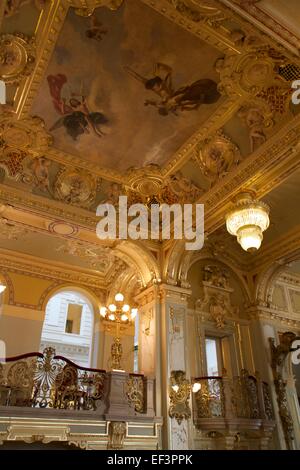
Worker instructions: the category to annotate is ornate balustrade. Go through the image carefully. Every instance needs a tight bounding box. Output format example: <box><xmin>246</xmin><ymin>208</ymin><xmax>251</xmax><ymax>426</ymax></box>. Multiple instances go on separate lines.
<box><xmin>192</xmin><ymin>370</ymin><xmax>274</xmax><ymax>434</ymax></box>
<box><xmin>0</xmin><ymin>347</ymin><xmax>106</xmax><ymax>411</ymax></box>
<box><xmin>0</xmin><ymin>348</ymin><xmax>160</xmax><ymax>449</ymax></box>
<box><xmin>0</xmin><ymin>347</ymin><xmax>156</xmax><ymax>417</ymax></box>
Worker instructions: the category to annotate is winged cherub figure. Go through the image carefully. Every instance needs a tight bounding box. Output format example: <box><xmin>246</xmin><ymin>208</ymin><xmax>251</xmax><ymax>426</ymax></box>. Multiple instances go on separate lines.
<box><xmin>47</xmin><ymin>74</ymin><xmax>108</xmax><ymax>141</ymax></box>
<box><xmin>125</xmin><ymin>62</ymin><xmax>220</xmax><ymax>116</ymax></box>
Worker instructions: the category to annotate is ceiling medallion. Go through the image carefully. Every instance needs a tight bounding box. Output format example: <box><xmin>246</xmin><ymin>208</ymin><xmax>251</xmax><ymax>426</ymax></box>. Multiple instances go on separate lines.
<box><xmin>195</xmin><ymin>130</ymin><xmax>241</xmax><ymax>185</ymax></box>
<box><xmin>225</xmin><ymin>191</ymin><xmax>270</xmax><ymax>253</ymax></box>
<box><xmin>48</xmin><ymin>221</ymin><xmax>78</xmax><ymax>236</ymax></box>
<box><xmin>54</xmin><ymin>168</ymin><xmax>98</xmax><ymax>207</ymax></box>
<box><xmin>126</xmin><ymin>164</ymin><xmax>163</xmax><ymax>196</ymax></box>
<box><xmin>0</xmin><ymin>33</ymin><xmax>35</xmax><ymax>84</ymax></box>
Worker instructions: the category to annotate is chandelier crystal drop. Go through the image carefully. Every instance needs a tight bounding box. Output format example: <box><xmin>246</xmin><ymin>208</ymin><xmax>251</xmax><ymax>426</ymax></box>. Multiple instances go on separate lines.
<box><xmin>226</xmin><ymin>192</ymin><xmax>270</xmax><ymax>252</ymax></box>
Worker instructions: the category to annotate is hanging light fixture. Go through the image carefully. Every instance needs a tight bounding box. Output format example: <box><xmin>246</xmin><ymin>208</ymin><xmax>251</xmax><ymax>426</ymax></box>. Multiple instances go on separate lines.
<box><xmin>226</xmin><ymin>192</ymin><xmax>270</xmax><ymax>252</ymax></box>
<box><xmin>99</xmin><ymin>292</ymin><xmax>138</xmax><ymax>370</ymax></box>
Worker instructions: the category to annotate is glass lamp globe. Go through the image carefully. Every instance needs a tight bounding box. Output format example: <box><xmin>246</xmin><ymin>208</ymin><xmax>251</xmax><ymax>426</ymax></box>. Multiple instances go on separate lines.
<box><xmin>100</xmin><ymin>307</ymin><xmax>107</xmax><ymax>318</ymax></box>
<box><xmin>108</xmin><ymin>304</ymin><xmax>117</xmax><ymax>312</ymax></box>
<box><xmin>115</xmin><ymin>293</ymin><xmax>124</xmax><ymax>302</ymax></box>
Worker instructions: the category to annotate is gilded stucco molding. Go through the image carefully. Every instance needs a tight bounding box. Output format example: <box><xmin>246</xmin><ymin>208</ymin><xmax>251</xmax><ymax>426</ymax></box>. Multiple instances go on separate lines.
<box><xmin>0</xmin><ymin>33</ymin><xmax>36</xmax><ymax>85</ymax></box>
<box><xmin>16</xmin><ymin>0</ymin><xmax>69</xmax><ymax>118</ymax></box>
<box><xmin>68</xmin><ymin>0</ymin><xmax>124</xmax><ymax>16</ymax></box>
<box><xmin>227</xmin><ymin>0</ymin><xmax>300</xmax><ymax>56</ymax></box>
<box><xmin>0</xmin><ymin>115</ymin><xmax>52</xmax><ymax>155</ymax></box>
<box><xmin>0</xmin><ymin>248</ymin><xmax>108</xmax><ymax>291</ymax></box>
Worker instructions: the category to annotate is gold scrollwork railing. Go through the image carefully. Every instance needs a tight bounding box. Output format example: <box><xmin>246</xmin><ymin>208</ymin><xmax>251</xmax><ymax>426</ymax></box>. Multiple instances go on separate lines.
<box><xmin>0</xmin><ymin>347</ymin><xmax>106</xmax><ymax>411</ymax></box>
<box><xmin>232</xmin><ymin>371</ymin><xmax>260</xmax><ymax>419</ymax></box>
<box><xmin>193</xmin><ymin>370</ymin><xmax>274</xmax><ymax>423</ymax></box>
<box><xmin>125</xmin><ymin>373</ymin><xmax>145</xmax><ymax>413</ymax></box>
<box><xmin>194</xmin><ymin>377</ymin><xmax>225</xmax><ymax>418</ymax></box>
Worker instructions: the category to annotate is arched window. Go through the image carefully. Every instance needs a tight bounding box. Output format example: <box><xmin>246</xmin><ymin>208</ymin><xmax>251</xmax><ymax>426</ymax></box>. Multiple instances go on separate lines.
<box><xmin>40</xmin><ymin>290</ymin><xmax>94</xmax><ymax>368</ymax></box>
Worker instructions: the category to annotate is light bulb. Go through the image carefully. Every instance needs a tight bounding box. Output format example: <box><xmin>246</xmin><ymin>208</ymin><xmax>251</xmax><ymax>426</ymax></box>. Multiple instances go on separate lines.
<box><xmin>121</xmin><ymin>314</ymin><xmax>128</xmax><ymax>322</ymax></box>
<box><xmin>108</xmin><ymin>304</ymin><xmax>117</xmax><ymax>312</ymax></box>
<box><xmin>0</xmin><ymin>285</ymin><xmax>6</xmax><ymax>294</ymax></box>
<box><xmin>192</xmin><ymin>382</ymin><xmax>201</xmax><ymax>393</ymax></box>
<box><xmin>131</xmin><ymin>308</ymin><xmax>138</xmax><ymax>319</ymax></box>
<box><xmin>115</xmin><ymin>293</ymin><xmax>124</xmax><ymax>302</ymax></box>
<box><xmin>172</xmin><ymin>384</ymin><xmax>179</xmax><ymax>393</ymax></box>
<box><xmin>100</xmin><ymin>307</ymin><xmax>107</xmax><ymax>317</ymax></box>
<box><xmin>237</xmin><ymin>226</ymin><xmax>263</xmax><ymax>252</ymax></box>
<box><xmin>122</xmin><ymin>304</ymin><xmax>130</xmax><ymax>313</ymax></box>
<box><xmin>108</xmin><ymin>313</ymin><xmax>115</xmax><ymax>321</ymax></box>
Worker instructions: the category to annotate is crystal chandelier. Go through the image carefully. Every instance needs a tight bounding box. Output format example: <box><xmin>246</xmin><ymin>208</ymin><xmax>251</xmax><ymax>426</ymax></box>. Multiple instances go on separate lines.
<box><xmin>225</xmin><ymin>192</ymin><xmax>270</xmax><ymax>252</ymax></box>
<box><xmin>100</xmin><ymin>292</ymin><xmax>138</xmax><ymax>370</ymax></box>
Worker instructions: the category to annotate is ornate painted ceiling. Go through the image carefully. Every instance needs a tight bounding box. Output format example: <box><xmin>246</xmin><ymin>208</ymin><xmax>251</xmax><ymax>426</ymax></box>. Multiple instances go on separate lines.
<box><xmin>1</xmin><ymin>0</ymin><xmax>300</xmax><ymax>295</ymax></box>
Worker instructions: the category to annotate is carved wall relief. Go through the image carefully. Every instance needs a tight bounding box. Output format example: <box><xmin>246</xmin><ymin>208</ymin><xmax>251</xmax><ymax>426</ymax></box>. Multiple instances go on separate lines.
<box><xmin>237</xmin><ymin>103</ymin><xmax>273</xmax><ymax>152</ymax></box>
<box><xmin>56</xmin><ymin>239</ymin><xmax>114</xmax><ymax>273</ymax></box>
<box><xmin>107</xmin><ymin>421</ymin><xmax>126</xmax><ymax>450</ymax></box>
<box><xmin>196</xmin><ymin>265</ymin><xmax>239</xmax><ymax>328</ymax></box>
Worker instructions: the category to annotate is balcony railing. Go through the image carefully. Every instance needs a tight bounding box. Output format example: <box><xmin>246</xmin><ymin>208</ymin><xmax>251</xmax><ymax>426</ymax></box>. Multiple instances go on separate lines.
<box><xmin>0</xmin><ymin>347</ymin><xmax>106</xmax><ymax>410</ymax></box>
<box><xmin>0</xmin><ymin>347</ymin><xmax>155</xmax><ymax>419</ymax></box>
<box><xmin>192</xmin><ymin>370</ymin><xmax>274</xmax><ymax>431</ymax></box>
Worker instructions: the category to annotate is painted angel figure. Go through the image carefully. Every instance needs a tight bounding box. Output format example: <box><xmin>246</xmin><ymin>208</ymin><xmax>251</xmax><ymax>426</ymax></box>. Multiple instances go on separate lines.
<box><xmin>47</xmin><ymin>74</ymin><xmax>108</xmax><ymax>141</ymax></box>
<box><xmin>85</xmin><ymin>14</ymin><xmax>108</xmax><ymax>42</ymax></box>
<box><xmin>125</xmin><ymin>62</ymin><xmax>220</xmax><ymax>116</ymax></box>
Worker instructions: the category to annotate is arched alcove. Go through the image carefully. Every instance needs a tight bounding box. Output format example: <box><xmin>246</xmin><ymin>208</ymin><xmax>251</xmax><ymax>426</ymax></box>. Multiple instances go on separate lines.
<box><xmin>40</xmin><ymin>289</ymin><xmax>95</xmax><ymax>368</ymax></box>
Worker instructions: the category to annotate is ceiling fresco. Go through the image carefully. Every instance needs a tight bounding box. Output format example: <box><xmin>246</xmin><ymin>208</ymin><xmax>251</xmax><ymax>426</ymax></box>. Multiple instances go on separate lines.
<box><xmin>1</xmin><ymin>0</ymin><xmax>300</xmax><ymax>286</ymax></box>
<box><xmin>31</xmin><ymin>0</ymin><xmax>222</xmax><ymax>172</ymax></box>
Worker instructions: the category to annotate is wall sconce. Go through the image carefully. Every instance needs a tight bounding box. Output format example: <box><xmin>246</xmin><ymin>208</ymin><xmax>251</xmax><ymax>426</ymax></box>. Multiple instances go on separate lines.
<box><xmin>169</xmin><ymin>370</ymin><xmax>191</xmax><ymax>425</ymax></box>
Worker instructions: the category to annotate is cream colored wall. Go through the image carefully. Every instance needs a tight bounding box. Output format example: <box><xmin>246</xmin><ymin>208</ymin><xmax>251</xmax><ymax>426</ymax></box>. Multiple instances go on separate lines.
<box><xmin>0</xmin><ymin>304</ymin><xmax>44</xmax><ymax>356</ymax></box>
<box><xmin>0</xmin><ymin>269</ymin><xmax>116</xmax><ymax>370</ymax></box>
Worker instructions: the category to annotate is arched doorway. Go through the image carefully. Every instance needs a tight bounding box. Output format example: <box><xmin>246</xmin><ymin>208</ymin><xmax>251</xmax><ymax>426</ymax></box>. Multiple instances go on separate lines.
<box><xmin>40</xmin><ymin>290</ymin><xmax>94</xmax><ymax>368</ymax></box>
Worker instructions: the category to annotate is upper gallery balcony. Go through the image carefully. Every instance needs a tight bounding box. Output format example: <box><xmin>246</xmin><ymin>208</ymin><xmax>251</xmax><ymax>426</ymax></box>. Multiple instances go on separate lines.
<box><xmin>0</xmin><ymin>347</ymin><xmax>160</xmax><ymax>450</ymax></box>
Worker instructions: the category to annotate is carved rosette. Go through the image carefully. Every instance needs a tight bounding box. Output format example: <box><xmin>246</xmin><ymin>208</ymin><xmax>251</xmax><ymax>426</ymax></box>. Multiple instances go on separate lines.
<box><xmin>0</xmin><ymin>33</ymin><xmax>36</xmax><ymax>85</ymax></box>
<box><xmin>126</xmin><ymin>164</ymin><xmax>163</xmax><ymax>196</ymax></box>
<box><xmin>217</xmin><ymin>47</ymin><xmax>290</xmax><ymax>101</ymax></box>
